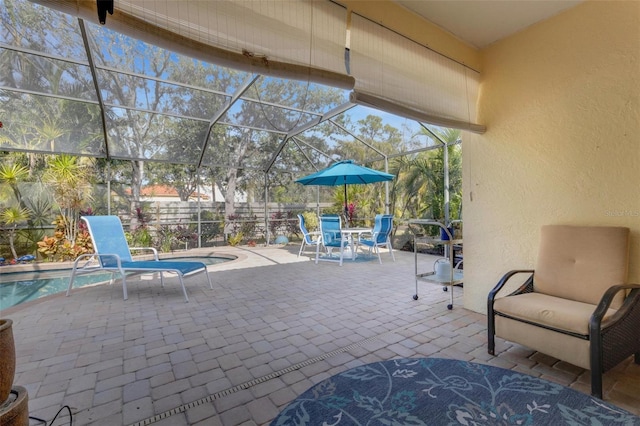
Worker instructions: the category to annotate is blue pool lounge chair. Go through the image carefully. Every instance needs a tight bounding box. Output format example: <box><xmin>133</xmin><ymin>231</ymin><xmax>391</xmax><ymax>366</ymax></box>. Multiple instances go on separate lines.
<box><xmin>66</xmin><ymin>215</ymin><xmax>213</xmax><ymax>302</ymax></box>
<box><xmin>359</xmin><ymin>214</ymin><xmax>395</xmax><ymax>264</ymax></box>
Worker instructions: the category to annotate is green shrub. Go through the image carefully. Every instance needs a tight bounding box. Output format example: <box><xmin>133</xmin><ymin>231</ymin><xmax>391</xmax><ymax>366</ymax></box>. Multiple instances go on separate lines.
<box><xmin>239</xmin><ymin>216</ymin><xmax>258</xmax><ymax>239</ymax></box>
<box><xmin>128</xmin><ymin>227</ymin><xmax>153</xmax><ymax>247</ymax></box>
<box><xmin>191</xmin><ymin>210</ymin><xmax>222</xmax><ymax>244</ymax></box>
<box><xmin>301</xmin><ymin>211</ymin><xmax>318</xmax><ymax>232</ymax></box>
<box><xmin>156</xmin><ymin>225</ymin><xmax>175</xmax><ymax>252</ymax></box>
<box><xmin>228</xmin><ymin>232</ymin><xmax>243</xmax><ymax>246</ymax></box>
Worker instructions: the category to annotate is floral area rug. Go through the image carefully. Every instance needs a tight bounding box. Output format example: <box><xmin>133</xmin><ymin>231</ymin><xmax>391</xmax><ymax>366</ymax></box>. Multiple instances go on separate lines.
<box><xmin>271</xmin><ymin>357</ymin><xmax>640</xmax><ymax>425</ymax></box>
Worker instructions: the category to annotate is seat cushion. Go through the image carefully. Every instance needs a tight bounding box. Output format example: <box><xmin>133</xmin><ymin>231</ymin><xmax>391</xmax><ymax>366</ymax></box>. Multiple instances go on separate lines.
<box><xmin>494</xmin><ymin>316</ymin><xmax>592</xmax><ymax>370</ymax></box>
<box><xmin>493</xmin><ymin>292</ymin><xmax>618</xmax><ymax>336</ymax></box>
<box><xmin>535</xmin><ymin>225</ymin><xmax>629</xmax><ymax>308</ymax></box>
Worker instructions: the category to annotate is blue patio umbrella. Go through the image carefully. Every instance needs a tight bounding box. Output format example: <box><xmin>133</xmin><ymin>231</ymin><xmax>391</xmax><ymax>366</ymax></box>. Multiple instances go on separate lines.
<box><xmin>295</xmin><ymin>160</ymin><xmax>394</xmax><ymax>217</ymax></box>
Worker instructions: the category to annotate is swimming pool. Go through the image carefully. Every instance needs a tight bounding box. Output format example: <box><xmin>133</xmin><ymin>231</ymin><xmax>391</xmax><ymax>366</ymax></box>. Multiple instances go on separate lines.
<box><xmin>0</xmin><ymin>256</ymin><xmax>233</xmax><ymax>309</ymax></box>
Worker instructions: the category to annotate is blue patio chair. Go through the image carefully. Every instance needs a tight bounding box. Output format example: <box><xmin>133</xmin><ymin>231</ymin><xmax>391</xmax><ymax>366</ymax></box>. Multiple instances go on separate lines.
<box><xmin>66</xmin><ymin>215</ymin><xmax>213</xmax><ymax>302</ymax></box>
<box><xmin>316</xmin><ymin>214</ymin><xmax>349</xmax><ymax>266</ymax></box>
<box><xmin>359</xmin><ymin>214</ymin><xmax>395</xmax><ymax>264</ymax></box>
<box><xmin>297</xmin><ymin>214</ymin><xmax>321</xmax><ymax>257</ymax></box>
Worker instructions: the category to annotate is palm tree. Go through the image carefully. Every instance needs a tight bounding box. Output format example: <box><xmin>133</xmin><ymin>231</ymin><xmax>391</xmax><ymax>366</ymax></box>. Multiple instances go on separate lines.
<box><xmin>392</xmin><ymin>128</ymin><xmax>462</xmax><ymax>222</ymax></box>
<box><xmin>42</xmin><ymin>155</ymin><xmax>93</xmax><ymax>245</ymax></box>
<box><xmin>0</xmin><ymin>163</ymin><xmax>29</xmax><ymax>209</ymax></box>
<box><xmin>1</xmin><ymin>206</ymin><xmax>31</xmax><ymax>260</ymax></box>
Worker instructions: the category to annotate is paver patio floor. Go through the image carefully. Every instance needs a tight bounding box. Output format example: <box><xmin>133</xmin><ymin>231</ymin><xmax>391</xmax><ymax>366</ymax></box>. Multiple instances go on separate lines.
<box><xmin>2</xmin><ymin>245</ymin><xmax>639</xmax><ymax>425</ymax></box>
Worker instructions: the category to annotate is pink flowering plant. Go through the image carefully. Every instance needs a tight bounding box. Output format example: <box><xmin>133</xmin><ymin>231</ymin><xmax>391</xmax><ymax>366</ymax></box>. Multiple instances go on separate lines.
<box><xmin>347</xmin><ymin>202</ymin><xmax>356</xmax><ymax>226</ymax></box>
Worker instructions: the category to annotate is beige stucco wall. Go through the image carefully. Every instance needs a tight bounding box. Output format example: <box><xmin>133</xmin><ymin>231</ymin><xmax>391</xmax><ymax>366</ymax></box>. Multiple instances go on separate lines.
<box><xmin>463</xmin><ymin>1</ymin><xmax>640</xmax><ymax>313</ymax></box>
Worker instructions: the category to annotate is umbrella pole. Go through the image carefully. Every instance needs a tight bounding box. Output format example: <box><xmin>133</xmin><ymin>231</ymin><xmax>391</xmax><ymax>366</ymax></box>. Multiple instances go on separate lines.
<box><xmin>344</xmin><ymin>183</ymin><xmax>348</xmax><ymax>223</ymax></box>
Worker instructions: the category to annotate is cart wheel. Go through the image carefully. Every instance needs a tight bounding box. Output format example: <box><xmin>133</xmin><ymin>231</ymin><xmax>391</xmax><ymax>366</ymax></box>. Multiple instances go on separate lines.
<box><xmin>447</xmin><ymin>304</ymin><xmax>453</xmax><ymax>310</ymax></box>
<box><xmin>413</xmin><ymin>294</ymin><xmax>419</xmax><ymax>300</ymax></box>
<box><xmin>443</xmin><ymin>287</ymin><xmax>448</xmax><ymax>292</ymax></box>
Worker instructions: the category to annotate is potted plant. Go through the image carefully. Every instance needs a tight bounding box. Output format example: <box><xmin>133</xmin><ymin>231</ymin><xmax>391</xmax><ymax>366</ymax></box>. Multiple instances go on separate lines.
<box><xmin>0</xmin><ymin>318</ymin><xmax>16</xmax><ymax>403</ymax></box>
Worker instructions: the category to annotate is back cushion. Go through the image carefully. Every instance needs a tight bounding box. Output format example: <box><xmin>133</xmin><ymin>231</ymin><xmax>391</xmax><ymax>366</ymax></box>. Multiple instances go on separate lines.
<box><xmin>534</xmin><ymin>225</ymin><xmax>629</xmax><ymax>308</ymax></box>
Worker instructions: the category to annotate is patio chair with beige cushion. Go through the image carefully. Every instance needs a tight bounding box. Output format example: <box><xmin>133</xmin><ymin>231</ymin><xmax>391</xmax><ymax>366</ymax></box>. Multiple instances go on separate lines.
<box><xmin>487</xmin><ymin>225</ymin><xmax>640</xmax><ymax>398</ymax></box>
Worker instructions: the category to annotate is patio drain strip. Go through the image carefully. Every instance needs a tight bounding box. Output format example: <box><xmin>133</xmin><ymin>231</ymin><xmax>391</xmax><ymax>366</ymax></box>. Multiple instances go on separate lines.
<box><xmin>129</xmin><ymin>316</ymin><xmax>428</xmax><ymax>426</ymax></box>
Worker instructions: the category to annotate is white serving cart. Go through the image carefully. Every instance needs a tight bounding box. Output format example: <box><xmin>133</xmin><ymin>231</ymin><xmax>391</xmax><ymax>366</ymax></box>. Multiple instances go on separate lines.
<box><xmin>408</xmin><ymin>219</ymin><xmax>463</xmax><ymax>310</ymax></box>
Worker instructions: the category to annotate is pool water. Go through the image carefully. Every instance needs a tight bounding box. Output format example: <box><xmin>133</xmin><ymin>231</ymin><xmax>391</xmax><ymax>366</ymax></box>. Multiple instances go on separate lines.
<box><xmin>0</xmin><ymin>256</ymin><xmax>232</xmax><ymax>309</ymax></box>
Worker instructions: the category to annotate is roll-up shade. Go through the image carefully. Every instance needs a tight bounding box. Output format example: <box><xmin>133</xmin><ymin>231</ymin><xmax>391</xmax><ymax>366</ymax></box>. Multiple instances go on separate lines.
<box><xmin>32</xmin><ymin>1</ymin><xmax>484</xmax><ymax>132</ymax></box>
<box><xmin>33</xmin><ymin>0</ymin><xmax>354</xmax><ymax>90</ymax></box>
<box><xmin>349</xmin><ymin>13</ymin><xmax>485</xmax><ymax>133</ymax></box>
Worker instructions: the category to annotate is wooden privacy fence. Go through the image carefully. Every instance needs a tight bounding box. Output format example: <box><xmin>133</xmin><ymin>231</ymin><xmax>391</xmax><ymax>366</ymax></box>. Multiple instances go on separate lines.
<box><xmin>111</xmin><ymin>202</ymin><xmax>396</xmax><ymax>251</ymax></box>
<box><xmin>0</xmin><ymin>202</ymin><xmax>335</xmax><ymax>256</ymax></box>
<box><xmin>118</xmin><ymin>201</ymin><xmax>334</xmax><ymax>246</ymax></box>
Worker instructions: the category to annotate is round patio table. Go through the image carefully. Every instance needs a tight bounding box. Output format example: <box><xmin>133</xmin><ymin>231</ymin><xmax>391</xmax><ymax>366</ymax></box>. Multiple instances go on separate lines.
<box><xmin>340</xmin><ymin>227</ymin><xmax>371</xmax><ymax>260</ymax></box>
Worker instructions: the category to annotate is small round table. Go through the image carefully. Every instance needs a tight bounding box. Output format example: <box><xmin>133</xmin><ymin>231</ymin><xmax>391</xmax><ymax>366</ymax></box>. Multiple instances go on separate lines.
<box><xmin>340</xmin><ymin>227</ymin><xmax>371</xmax><ymax>260</ymax></box>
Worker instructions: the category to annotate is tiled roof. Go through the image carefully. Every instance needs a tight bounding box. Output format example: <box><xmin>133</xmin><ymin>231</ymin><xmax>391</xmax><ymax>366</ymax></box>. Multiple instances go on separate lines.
<box><xmin>126</xmin><ymin>185</ymin><xmax>210</xmax><ymax>200</ymax></box>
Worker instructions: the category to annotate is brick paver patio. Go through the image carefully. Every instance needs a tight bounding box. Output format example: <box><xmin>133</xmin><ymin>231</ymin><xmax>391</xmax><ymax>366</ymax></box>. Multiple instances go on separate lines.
<box><xmin>2</xmin><ymin>245</ymin><xmax>639</xmax><ymax>425</ymax></box>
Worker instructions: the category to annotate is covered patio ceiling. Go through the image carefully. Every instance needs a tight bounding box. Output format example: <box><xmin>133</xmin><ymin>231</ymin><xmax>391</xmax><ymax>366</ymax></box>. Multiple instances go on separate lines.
<box><xmin>0</xmin><ymin>0</ymin><xmax>479</xmax><ymax>177</ymax></box>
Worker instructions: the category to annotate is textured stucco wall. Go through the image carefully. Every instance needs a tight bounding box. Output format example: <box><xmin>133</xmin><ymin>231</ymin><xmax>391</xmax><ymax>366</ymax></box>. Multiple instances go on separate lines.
<box><xmin>463</xmin><ymin>1</ymin><xmax>640</xmax><ymax>313</ymax></box>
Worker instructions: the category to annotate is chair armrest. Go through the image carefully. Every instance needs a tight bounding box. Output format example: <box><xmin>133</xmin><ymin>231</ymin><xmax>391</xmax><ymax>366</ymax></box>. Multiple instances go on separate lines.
<box><xmin>488</xmin><ymin>269</ymin><xmax>534</xmax><ymax>304</ymax></box>
<box><xmin>358</xmin><ymin>230</ymin><xmax>374</xmax><ymax>240</ymax></box>
<box><xmin>333</xmin><ymin>231</ymin><xmax>345</xmax><ymax>239</ymax></box>
<box><xmin>487</xmin><ymin>269</ymin><xmax>534</xmax><ymax>356</ymax></box>
<box><xmin>130</xmin><ymin>247</ymin><xmax>159</xmax><ymax>260</ymax></box>
<box><xmin>590</xmin><ymin>284</ymin><xmax>640</xmax><ymax>331</ymax></box>
<box><xmin>72</xmin><ymin>253</ymin><xmax>123</xmax><ymax>269</ymax></box>
<box><xmin>72</xmin><ymin>253</ymin><xmax>101</xmax><ymax>268</ymax></box>
<box><xmin>590</xmin><ymin>284</ymin><xmax>640</xmax><ymax>375</ymax></box>
<box><xmin>306</xmin><ymin>232</ymin><xmax>321</xmax><ymax>243</ymax></box>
